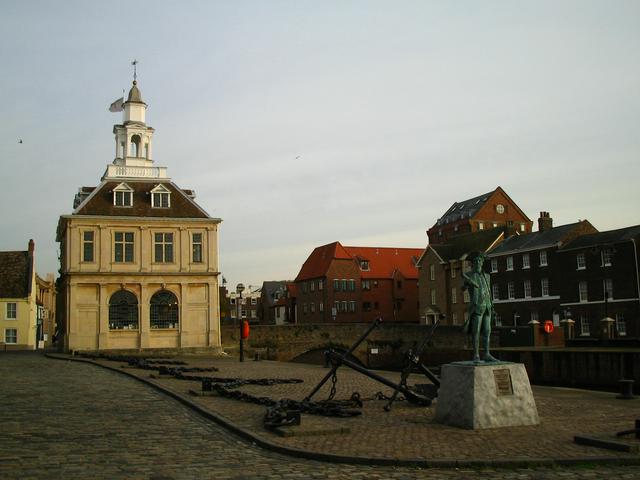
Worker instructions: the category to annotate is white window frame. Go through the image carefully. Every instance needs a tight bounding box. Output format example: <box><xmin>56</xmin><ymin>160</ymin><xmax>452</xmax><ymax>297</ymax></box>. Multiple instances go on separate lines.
<box><xmin>6</xmin><ymin>302</ymin><xmax>17</xmax><ymax>320</ymax></box>
<box><xmin>463</xmin><ymin>289</ymin><xmax>470</xmax><ymax>303</ymax></box>
<box><xmin>150</xmin><ymin>184</ymin><xmax>171</xmax><ymax>208</ymax></box>
<box><xmin>478</xmin><ymin>222</ymin><xmax>484</xmax><ymax>230</ymax></box>
<box><xmin>506</xmin><ymin>256</ymin><xmax>514</xmax><ymax>271</ymax></box>
<box><xmin>522</xmin><ymin>253</ymin><xmax>530</xmax><ymax>269</ymax></box>
<box><xmin>576</xmin><ymin>253</ymin><xmax>586</xmax><ymax>270</ymax></box>
<box><xmin>539</xmin><ymin>250</ymin><xmax>548</xmax><ymax>266</ymax></box>
<box><xmin>5</xmin><ymin>328</ymin><xmax>17</xmax><ymax>344</ymax></box>
<box><xmin>508</xmin><ymin>281</ymin><xmax>515</xmax><ymax>299</ymax></box>
<box><xmin>429</xmin><ymin>265</ymin><xmax>435</xmax><ymax>281</ymax></box>
<box><xmin>531</xmin><ymin>311</ymin><xmax>539</xmax><ymax>322</ymax></box>
<box><xmin>490</xmin><ymin>258</ymin><xmax>498</xmax><ymax>273</ymax></box>
<box><xmin>492</xmin><ymin>284</ymin><xmax>500</xmax><ymax>301</ymax></box>
<box><xmin>451</xmin><ymin>288</ymin><xmax>457</xmax><ymax>304</ymax></box>
<box><xmin>579</xmin><ymin>281</ymin><xmax>588</xmax><ymax>302</ymax></box>
<box><xmin>451</xmin><ymin>267</ymin><xmax>456</xmax><ymax>279</ymax></box>
<box><xmin>601</xmin><ymin>249</ymin><xmax>612</xmax><ymax>267</ymax></box>
<box><xmin>523</xmin><ymin>280</ymin><xmax>531</xmax><ymax>298</ymax></box>
<box><xmin>580</xmin><ymin>315</ymin><xmax>590</xmax><ymax>336</ymax></box>
<box><xmin>603</xmin><ymin>279</ymin><xmax>613</xmax><ymax>300</ymax></box>
<box><xmin>616</xmin><ymin>314</ymin><xmax>626</xmax><ymax>336</ymax></box>
<box><xmin>431</xmin><ymin>289</ymin><xmax>436</xmax><ymax>305</ymax></box>
<box><xmin>541</xmin><ymin>278</ymin><xmax>550</xmax><ymax>297</ymax></box>
<box><xmin>319</xmin><ymin>302</ymin><xmax>324</xmax><ymax>312</ymax></box>
<box><xmin>113</xmin><ymin>182</ymin><xmax>134</xmax><ymax>207</ymax></box>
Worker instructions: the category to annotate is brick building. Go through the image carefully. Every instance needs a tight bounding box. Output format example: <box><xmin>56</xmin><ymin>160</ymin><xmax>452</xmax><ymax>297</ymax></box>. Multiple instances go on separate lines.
<box><xmin>417</xmin><ymin>228</ymin><xmax>506</xmax><ymax>326</ymax></box>
<box><xmin>487</xmin><ymin>214</ymin><xmax>597</xmax><ymax>327</ymax></box>
<box><xmin>557</xmin><ymin>225</ymin><xmax>640</xmax><ymax>338</ymax></box>
<box><xmin>295</xmin><ymin>242</ymin><xmax>423</xmax><ymax>323</ymax></box>
<box><xmin>427</xmin><ymin>186</ymin><xmax>532</xmax><ymax>245</ymax></box>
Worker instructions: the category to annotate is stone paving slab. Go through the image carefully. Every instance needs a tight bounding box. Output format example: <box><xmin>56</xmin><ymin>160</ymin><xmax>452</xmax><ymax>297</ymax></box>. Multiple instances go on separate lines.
<box><xmin>53</xmin><ymin>353</ymin><xmax>640</xmax><ymax>466</ymax></box>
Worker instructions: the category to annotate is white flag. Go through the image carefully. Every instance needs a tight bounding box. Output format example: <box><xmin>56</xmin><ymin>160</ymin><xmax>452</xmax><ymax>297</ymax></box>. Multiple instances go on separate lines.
<box><xmin>109</xmin><ymin>97</ymin><xmax>124</xmax><ymax>112</ymax></box>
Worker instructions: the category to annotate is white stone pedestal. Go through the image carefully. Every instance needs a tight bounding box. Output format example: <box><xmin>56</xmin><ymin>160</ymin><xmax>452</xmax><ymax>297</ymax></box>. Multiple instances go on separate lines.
<box><xmin>434</xmin><ymin>362</ymin><xmax>539</xmax><ymax>430</ymax></box>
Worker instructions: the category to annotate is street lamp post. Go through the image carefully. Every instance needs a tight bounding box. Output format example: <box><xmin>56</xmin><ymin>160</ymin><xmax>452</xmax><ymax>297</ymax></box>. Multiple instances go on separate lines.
<box><xmin>236</xmin><ymin>283</ymin><xmax>245</xmax><ymax>362</ymax></box>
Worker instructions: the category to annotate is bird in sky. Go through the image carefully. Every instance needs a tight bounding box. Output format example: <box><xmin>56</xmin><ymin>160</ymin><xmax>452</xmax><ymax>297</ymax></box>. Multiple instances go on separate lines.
<box><xmin>18</xmin><ymin>139</ymin><xmax>23</xmax><ymax>144</ymax></box>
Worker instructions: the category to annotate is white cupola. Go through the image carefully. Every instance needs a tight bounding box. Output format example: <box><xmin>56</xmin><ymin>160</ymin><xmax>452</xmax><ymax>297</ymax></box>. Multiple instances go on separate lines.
<box><xmin>112</xmin><ymin>80</ymin><xmax>156</xmax><ymax>166</ymax></box>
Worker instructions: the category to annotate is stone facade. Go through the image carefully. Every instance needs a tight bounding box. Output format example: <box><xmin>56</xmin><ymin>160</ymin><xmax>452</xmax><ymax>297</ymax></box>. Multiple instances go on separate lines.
<box><xmin>56</xmin><ymin>79</ymin><xmax>221</xmax><ymax>353</ymax></box>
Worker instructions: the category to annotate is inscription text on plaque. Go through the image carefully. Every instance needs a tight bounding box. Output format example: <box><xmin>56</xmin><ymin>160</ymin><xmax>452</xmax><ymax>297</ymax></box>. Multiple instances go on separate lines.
<box><xmin>493</xmin><ymin>368</ymin><xmax>513</xmax><ymax>396</ymax></box>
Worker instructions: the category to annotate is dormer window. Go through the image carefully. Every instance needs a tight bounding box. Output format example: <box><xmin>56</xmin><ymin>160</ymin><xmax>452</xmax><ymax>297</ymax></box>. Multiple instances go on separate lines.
<box><xmin>113</xmin><ymin>183</ymin><xmax>133</xmax><ymax>207</ymax></box>
<box><xmin>360</xmin><ymin>260</ymin><xmax>370</xmax><ymax>271</ymax></box>
<box><xmin>151</xmin><ymin>184</ymin><xmax>171</xmax><ymax>208</ymax></box>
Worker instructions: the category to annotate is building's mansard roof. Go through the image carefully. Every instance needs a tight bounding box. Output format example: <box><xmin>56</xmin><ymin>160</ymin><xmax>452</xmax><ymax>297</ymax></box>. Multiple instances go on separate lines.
<box><xmin>561</xmin><ymin>225</ymin><xmax>640</xmax><ymax>251</ymax></box>
<box><xmin>437</xmin><ymin>189</ymin><xmax>495</xmax><ymax>226</ymax></box>
<box><xmin>0</xmin><ymin>251</ymin><xmax>31</xmax><ymax>298</ymax></box>
<box><xmin>295</xmin><ymin>241</ymin><xmax>423</xmax><ymax>281</ymax></box>
<box><xmin>73</xmin><ymin>180</ymin><xmax>209</xmax><ymax>218</ymax></box>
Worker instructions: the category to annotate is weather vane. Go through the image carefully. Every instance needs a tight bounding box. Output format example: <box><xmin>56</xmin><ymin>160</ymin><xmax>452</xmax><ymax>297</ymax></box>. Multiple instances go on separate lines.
<box><xmin>132</xmin><ymin>59</ymin><xmax>138</xmax><ymax>81</ymax></box>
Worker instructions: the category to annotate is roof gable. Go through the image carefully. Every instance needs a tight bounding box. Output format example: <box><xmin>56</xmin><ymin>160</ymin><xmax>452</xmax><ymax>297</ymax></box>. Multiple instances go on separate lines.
<box><xmin>489</xmin><ymin>221</ymin><xmax>596</xmax><ymax>255</ymax></box>
<box><xmin>295</xmin><ymin>242</ymin><xmax>353</xmax><ymax>281</ymax></box>
<box><xmin>431</xmin><ymin>228</ymin><xmax>506</xmax><ymax>262</ymax></box>
<box><xmin>561</xmin><ymin>224</ymin><xmax>640</xmax><ymax>251</ymax></box>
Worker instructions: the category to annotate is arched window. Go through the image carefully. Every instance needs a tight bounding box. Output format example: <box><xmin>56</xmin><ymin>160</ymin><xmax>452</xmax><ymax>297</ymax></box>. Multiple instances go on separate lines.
<box><xmin>130</xmin><ymin>134</ymin><xmax>141</xmax><ymax>157</ymax></box>
<box><xmin>150</xmin><ymin>290</ymin><xmax>179</xmax><ymax>329</ymax></box>
<box><xmin>109</xmin><ymin>290</ymin><xmax>139</xmax><ymax>330</ymax></box>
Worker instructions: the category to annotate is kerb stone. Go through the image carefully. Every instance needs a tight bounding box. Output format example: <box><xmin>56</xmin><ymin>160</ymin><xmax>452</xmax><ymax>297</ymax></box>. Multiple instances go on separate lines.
<box><xmin>434</xmin><ymin>362</ymin><xmax>539</xmax><ymax>429</ymax></box>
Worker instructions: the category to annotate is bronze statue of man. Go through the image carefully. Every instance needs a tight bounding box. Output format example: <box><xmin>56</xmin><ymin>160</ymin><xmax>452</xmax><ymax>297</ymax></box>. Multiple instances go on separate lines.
<box><xmin>462</xmin><ymin>253</ymin><xmax>498</xmax><ymax>363</ymax></box>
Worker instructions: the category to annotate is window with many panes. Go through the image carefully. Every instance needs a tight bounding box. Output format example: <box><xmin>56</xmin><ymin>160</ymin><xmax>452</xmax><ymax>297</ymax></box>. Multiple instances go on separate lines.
<box><xmin>490</xmin><ymin>258</ymin><xmax>498</xmax><ymax>273</ymax></box>
<box><xmin>154</xmin><ymin>233</ymin><xmax>174</xmax><ymax>263</ymax></box>
<box><xmin>463</xmin><ymin>289</ymin><xmax>470</xmax><ymax>303</ymax></box>
<box><xmin>318</xmin><ymin>280</ymin><xmax>323</xmax><ymax>291</ymax></box>
<box><xmin>151</xmin><ymin>184</ymin><xmax>171</xmax><ymax>208</ymax></box>
<box><xmin>616</xmin><ymin>314</ymin><xmax>626</xmax><ymax>336</ymax></box>
<box><xmin>603</xmin><ymin>279</ymin><xmax>613</xmax><ymax>300</ymax></box>
<box><xmin>83</xmin><ymin>231</ymin><xmax>94</xmax><ymax>262</ymax></box>
<box><xmin>451</xmin><ymin>288</ymin><xmax>457</xmax><ymax>304</ymax></box>
<box><xmin>492</xmin><ymin>284</ymin><xmax>500</xmax><ymax>301</ymax></box>
<box><xmin>6</xmin><ymin>302</ymin><xmax>17</xmax><ymax>319</ymax></box>
<box><xmin>114</xmin><ymin>232</ymin><xmax>134</xmax><ymax>262</ymax></box>
<box><xmin>506</xmin><ymin>256</ymin><xmax>514</xmax><ymax>271</ymax></box>
<box><xmin>601</xmin><ymin>249</ymin><xmax>612</xmax><ymax>266</ymax></box>
<box><xmin>522</xmin><ymin>253</ymin><xmax>530</xmax><ymax>269</ymax></box>
<box><xmin>580</xmin><ymin>315</ymin><xmax>590</xmax><ymax>336</ymax></box>
<box><xmin>451</xmin><ymin>267</ymin><xmax>456</xmax><ymax>279</ymax></box>
<box><xmin>5</xmin><ymin>328</ymin><xmax>17</xmax><ymax>344</ymax></box>
<box><xmin>319</xmin><ymin>302</ymin><xmax>323</xmax><ymax>312</ymax></box>
<box><xmin>431</xmin><ymin>289</ymin><xmax>436</xmax><ymax>305</ymax></box>
<box><xmin>541</xmin><ymin>278</ymin><xmax>549</xmax><ymax>297</ymax></box>
<box><xmin>429</xmin><ymin>265</ymin><xmax>435</xmax><ymax>280</ymax></box>
<box><xmin>579</xmin><ymin>281</ymin><xmax>588</xmax><ymax>302</ymax></box>
<box><xmin>539</xmin><ymin>250</ymin><xmax>548</xmax><ymax>266</ymax></box>
<box><xmin>333</xmin><ymin>279</ymin><xmax>340</xmax><ymax>291</ymax></box>
<box><xmin>349</xmin><ymin>279</ymin><xmax>356</xmax><ymax>291</ymax></box>
<box><xmin>310</xmin><ymin>281</ymin><xmax>315</xmax><ymax>292</ymax></box>
<box><xmin>150</xmin><ymin>290</ymin><xmax>179</xmax><ymax>329</ymax></box>
<box><xmin>508</xmin><ymin>281</ymin><xmax>515</xmax><ymax>299</ymax></box>
<box><xmin>524</xmin><ymin>280</ymin><xmax>531</xmax><ymax>298</ymax></box>
<box><xmin>362</xmin><ymin>280</ymin><xmax>370</xmax><ymax>290</ymax></box>
<box><xmin>113</xmin><ymin>183</ymin><xmax>133</xmax><ymax>207</ymax></box>
<box><xmin>576</xmin><ymin>253</ymin><xmax>586</xmax><ymax>270</ymax></box>
<box><xmin>349</xmin><ymin>301</ymin><xmax>356</xmax><ymax>313</ymax></box>
<box><xmin>192</xmin><ymin>233</ymin><xmax>203</xmax><ymax>263</ymax></box>
<box><xmin>108</xmin><ymin>290</ymin><xmax>139</xmax><ymax>330</ymax></box>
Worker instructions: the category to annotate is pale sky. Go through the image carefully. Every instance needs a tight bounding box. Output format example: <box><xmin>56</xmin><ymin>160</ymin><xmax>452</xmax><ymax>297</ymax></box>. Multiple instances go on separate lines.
<box><xmin>1</xmin><ymin>1</ymin><xmax>639</xmax><ymax>289</ymax></box>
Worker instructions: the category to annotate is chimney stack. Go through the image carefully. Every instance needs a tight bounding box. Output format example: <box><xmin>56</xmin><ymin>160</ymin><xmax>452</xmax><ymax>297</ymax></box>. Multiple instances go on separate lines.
<box><xmin>28</xmin><ymin>238</ymin><xmax>35</xmax><ymax>253</ymax></box>
<box><xmin>538</xmin><ymin>212</ymin><xmax>553</xmax><ymax>232</ymax></box>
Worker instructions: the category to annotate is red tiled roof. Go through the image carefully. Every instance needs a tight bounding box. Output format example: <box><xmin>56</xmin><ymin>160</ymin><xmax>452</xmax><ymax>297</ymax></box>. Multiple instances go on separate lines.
<box><xmin>295</xmin><ymin>242</ymin><xmax>352</xmax><ymax>281</ymax></box>
<box><xmin>295</xmin><ymin>242</ymin><xmax>423</xmax><ymax>281</ymax></box>
<box><xmin>344</xmin><ymin>246</ymin><xmax>424</xmax><ymax>280</ymax></box>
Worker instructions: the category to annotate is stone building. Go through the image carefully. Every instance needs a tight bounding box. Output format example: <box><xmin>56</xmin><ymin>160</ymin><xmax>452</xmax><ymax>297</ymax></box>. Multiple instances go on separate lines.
<box><xmin>36</xmin><ymin>273</ymin><xmax>56</xmax><ymax>348</ymax></box>
<box><xmin>56</xmin><ymin>79</ymin><xmax>222</xmax><ymax>353</ymax></box>
<box><xmin>0</xmin><ymin>240</ymin><xmax>37</xmax><ymax>350</ymax></box>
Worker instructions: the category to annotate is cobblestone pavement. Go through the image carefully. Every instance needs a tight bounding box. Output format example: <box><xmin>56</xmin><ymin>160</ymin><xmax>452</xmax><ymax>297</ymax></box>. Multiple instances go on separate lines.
<box><xmin>1</xmin><ymin>352</ymin><xmax>639</xmax><ymax>480</ymax></box>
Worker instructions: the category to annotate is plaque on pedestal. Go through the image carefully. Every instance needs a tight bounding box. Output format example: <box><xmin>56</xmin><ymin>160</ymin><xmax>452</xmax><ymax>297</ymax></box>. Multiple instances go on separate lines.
<box><xmin>434</xmin><ymin>362</ymin><xmax>539</xmax><ymax>430</ymax></box>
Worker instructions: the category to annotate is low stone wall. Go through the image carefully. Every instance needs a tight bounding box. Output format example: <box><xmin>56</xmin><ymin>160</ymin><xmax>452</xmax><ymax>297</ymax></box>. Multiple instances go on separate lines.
<box><xmin>221</xmin><ymin>322</ymin><xmax>481</xmax><ymax>366</ymax></box>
